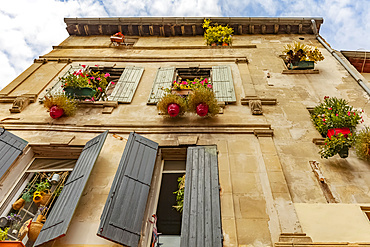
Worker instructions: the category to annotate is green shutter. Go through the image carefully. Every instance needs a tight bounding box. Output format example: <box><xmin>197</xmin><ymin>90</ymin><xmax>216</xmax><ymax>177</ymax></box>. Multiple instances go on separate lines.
<box><xmin>108</xmin><ymin>66</ymin><xmax>144</xmax><ymax>103</ymax></box>
<box><xmin>212</xmin><ymin>65</ymin><xmax>236</xmax><ymax>103</ymax></box>
<box><xmin>48</xmin><ymin>65</ymin><xmax>86</xmax><ymax>95</ymax></box>
<box><xmin>147</xmin><ymin>67</ymin><xmax>175</xmax><ymax>104</ymax></box>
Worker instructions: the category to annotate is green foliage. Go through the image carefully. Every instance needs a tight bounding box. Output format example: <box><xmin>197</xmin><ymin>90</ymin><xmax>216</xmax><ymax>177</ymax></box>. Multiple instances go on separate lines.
<box><xmin>283</xmin><ymin>42</ymin><xmax>324</xmax><ymax>64</ymax></box>
<box><xmin>60</xmin><ymin>67</ymin><xmax>110</xmax><ymax>99</ymax></box>
<box><xmin>35</xmin><ymin>180</ymin><xmax>51</xmax><ymax>192</ymax></box>
<box><xmin>157</xmin><ymin>93</ymin><xmax>188</xmax><ymax>117</ymax></box>
<box><xmin>187</xmin><ymin>87</ymin><xmax>220</xmax><ymax>117</ymax></box>
<box><xmin>354</xmin><ymin>127</ymin><xmax>370</xmax><ymax>160</ymax></box>
<box><xmin>43</xmin><ymin>93</ymin><xmax>78</xmax><ymax>117</ymax></box>
<box><xmin>173</xmin><ymin>175</ymin><xmax>185</xmax><ymax>213</ymax></box>
<box><xmin>54</xmin><ymin>185</ymin><xmax>64</xmax><ymax>197</ymax></box>
<box><xmin>203</xmin><ymin>19</ymin><xmax>233</xmax><ymax>45</ymax></box>
<box><xmin>21</xmin><ymin>190</ymin><xmax>34</xmax><ymax>202</ymax></box>
<box><xmin>0</xmin><ymin>227</ymin><xmax>9</xmax><ymax>241</ymax></box>
<box><xmin>311</xmin><ymin>97</ymin><xmax>362</xmax><ymax>136</ymax></box>
<box><xmin>320</xmin><ymin>133</ymin><xmax>355</xmax><ymax>159</ymax></box>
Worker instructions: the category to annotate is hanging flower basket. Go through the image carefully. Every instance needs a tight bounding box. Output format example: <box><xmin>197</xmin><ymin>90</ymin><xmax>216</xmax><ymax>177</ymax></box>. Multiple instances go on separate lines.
<box><xmin>49</xmin><ymin>105</ymin><xmax>64</xmax><ymax>119</ymax></box>
<box><xmin>167</xmin><ymin>103</ymin><xmax>180</xmax><ymax>117</ymax></box>
<box><xmin>196</xmin><ymin>103</ymin><xmax>209</xmax><ymax>117</ymax></box>
<box><xmin>187</xmin><ymin>88</ymin><xmax>220</xmax><ymax>117</ymax></box>
<box><xmin>157</xmin><ymin>94</ymin><xmax>187</xmax><ymax>117</ymax></box>
<box><xmin>64</xmin><ymin>87</ymin><xmax>96</xmax><ymax>99</ymax></box>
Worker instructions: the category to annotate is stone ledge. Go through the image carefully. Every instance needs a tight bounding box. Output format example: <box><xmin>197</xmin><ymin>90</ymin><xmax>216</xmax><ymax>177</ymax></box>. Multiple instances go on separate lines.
<box><xmin>241</xmin><ymin>97</ymin><xmax>277</xmax><ymax>105</ymax></box>
<box><xmin>282</xmin><ymin>69</ymin><xmax>319</xmax><ymax>74</ymax></box>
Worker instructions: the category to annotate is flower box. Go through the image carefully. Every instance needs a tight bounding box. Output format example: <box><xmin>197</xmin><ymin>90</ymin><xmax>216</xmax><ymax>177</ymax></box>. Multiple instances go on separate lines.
<box><xmin>327</xmin><ymin>127</ymin><xmax>351</xmax><ymax>139</ymax></box>
<box><xmin>110</xmin><ymin>36</ymin><xmax>124</xmax><ymax>43</ymax></box>
<box><xmin>64</xmin><ymin>87</ymin><xmax>96</xmax><ymax>99</ymax></box>
<box><xmin>0</xmin><ymin>241</ymin><xmax>26</xmax><ymax>247</ymax></box>
<box><xmin>289</xmin><ymin>61</ymin><xmax>315</xmax><ymax>70</ymax></box>
<box><xmin>171</xmin><ymin>89</ymin><xmax>193</xmax><ymax>96</ymax></box>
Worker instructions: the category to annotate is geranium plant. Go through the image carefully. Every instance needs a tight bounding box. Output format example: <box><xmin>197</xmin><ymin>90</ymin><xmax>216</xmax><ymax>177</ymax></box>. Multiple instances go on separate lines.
<box><xmin>203</xmin><ymin>19</ymin><xmax>233</xmax><ymax>46</ymax></box>
<box><xmin>354</xmin><ymin>127</ymin><xmax>370</xmax><ymax>160</ymax></box>
<box><xmin>60</xmin><ymin>66</ymin><xmax>110</xmax><ymax>100</ymax></box>
<box><xmin>283</xmin><ymin>42</ymin><xmax>324</xmax><ymax>65</ymax></box>
<box><xmin>320</xmin><ymin>132</ymin><xmax>355</xmax><ymax>159</ymax></box>
<box><xmin>311</xmin><ymin>96</ymin><xmax>362</xmax><ymax>137</ymax></box>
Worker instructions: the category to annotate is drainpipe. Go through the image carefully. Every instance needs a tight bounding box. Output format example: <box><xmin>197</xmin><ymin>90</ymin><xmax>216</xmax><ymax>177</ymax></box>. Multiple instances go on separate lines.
<box><xmin>311</xmin><ymin>19</ymin><xmax>370</xmax><ymax>96</ymax></box>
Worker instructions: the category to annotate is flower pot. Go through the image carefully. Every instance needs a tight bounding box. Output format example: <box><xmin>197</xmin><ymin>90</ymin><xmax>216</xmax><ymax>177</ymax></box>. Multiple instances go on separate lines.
<box><xmin>196</xmin><ymin>103</ymin><xmax>209</xmax><ymax>117</ymax></box>
<box><xmin>63</xmin><ymin>87</ymin><xmax>96</xmax><ymax>99</ymax></box>
<box><xmin>49</xmin><ymin>105</ymin><xmax>64</xmax><ymax>119</ymax></box>
<box><xmin>171</xmin><ymin>89</ymin><xmax>193</xmax><ymax>96</ymax></box>
<box><xmin>289</xmin><ymin>61</ymin><xmax>315</xmax><ymax>70</ymax></box>
<box><xmin>222</xmin><ymin>43</ymin><xmax>229</xmax><ymax>46</ymax></box>
<box><xmin>167</xmin><ymin>103</ymin><xmax>180</xmax><ymax>117</ymax></box>
<box><xmin>211</xmin><ymin>43</ymin><xmax>217</xmax><ymax>46</ymax></box>
<box><xmin>12</xmin><ymin>198</ymin><xmax>25</xmax><ymax>210</ymax></box>
<box><xmin>327</xmin><ymin>128</ymin><xmax>351</xmax><ymax>139</ymax></box>
<box><xmin>110</xmin><ymin>36</ymin><xmax>124</xmax><ymax>43</ymax></box>
<box><xmin>27</xmin><ymin>221</ymin><xmax>43</xmax><ymax>242</ymax></box>
<box><xmin>0</xmin><ymin>241</ymin><xmax>26</xmax><ymax>247</ymax></box>
<box><xmin>338</xmin><ymin>146</ymin><xmax>349</xmax><ymax>158</ymax></box>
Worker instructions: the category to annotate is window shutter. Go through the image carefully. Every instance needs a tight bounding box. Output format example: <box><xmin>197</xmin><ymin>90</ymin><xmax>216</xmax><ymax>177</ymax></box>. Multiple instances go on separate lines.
<box><xmin>181</xmin><ymin>146</ymin><xmax>223</xmax><ymax>247</ymax></box>
<box><xmin>0</xmin><ymin>128</ymin><xmax>28</xmax><ymax>180</ymax></box>
<box><xmin>147</xmin><ymin>67</ymin><xmax>175</xmax><ymax>104</ymax></box>
<box><xmin>34</xmin><ymin>130</ymin><xmax>109</xmax><ymax>246</ymax></box>
<box><xmin>107</xmin><ymin>66</ymin><xmax>144</xmax><ymax>103</ymax></box>
<box><xmin>97</xmin><ymin>132</ymin><xmax>159</xmax><ymax>247</ymax></box>
<box><xmin>212</xmin><ymin>65</ymin><xmax>236</xmax><ymax>103</ymax></box>
<box><xmin>47</xmin><ymin>65</ymin><xmax>86</xmax><ymax>95</ymax></box>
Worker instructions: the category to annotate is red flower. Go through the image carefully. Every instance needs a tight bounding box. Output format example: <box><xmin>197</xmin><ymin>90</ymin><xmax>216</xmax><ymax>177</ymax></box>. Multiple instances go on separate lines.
<box><xmin>82</xmin><ymin>65</ymin><xmax>86</xmax><ymax>68</ymax></box>
<box><xmin>324</xmin><ymin>96</ymin><xmax>329</xmax><ymax>99</ymax></box>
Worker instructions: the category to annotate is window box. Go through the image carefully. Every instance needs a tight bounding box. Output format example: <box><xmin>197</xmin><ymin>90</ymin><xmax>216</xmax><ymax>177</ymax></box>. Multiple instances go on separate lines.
<box><xmin>63</xmin><ymin>87</ymin><xmax>96</xmax><ymax>100</ymax></box>
<box><xmin>0</xmin><ymin>241</ymin><xmax>25</xmax><ymax>247</ymax></box>
<box><xmin>289</xmin><ymin>61</ymin><xmax>315</xmax><ymax>70</ymax></box>
<box><xmin>171</xmin><ymin>89</ymin><xmax>193</xmax><ymax>96</ymax></box>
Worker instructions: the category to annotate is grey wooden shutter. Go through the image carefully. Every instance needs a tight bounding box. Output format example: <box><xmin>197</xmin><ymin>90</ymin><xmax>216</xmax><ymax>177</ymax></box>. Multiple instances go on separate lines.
<box><xmin>48</xmin><ymin>65</ymin><xmax>85</xmax><ymax>95</ymax></box>
<box><xmin>107</xmin><ymin>66</ymin><xmax>144</xmax><ymax>103</ymax></box>
<box><xmin>147</xmin><ymin>67</ymin><xmax>175</xmax><ymax>104</ymax></box>
<box><xmin>0</xmin><ymin>128</ymin><xmax>28</xmax><ymax>180</ymax></box>
<box><xmin>212</xmin><ymin>65</ymin><xmax>236</xmax><ymax>103</ymax></box>
<box><xmin>97</xmin><ymin>132</ymin><xmax>158</xmax><ymax>247</ymax></box>
<box><xmin>181</xmin><ymin>146</ymin><xmax>223</xmax><ymax>247</ymax></box>
<box><xmin>34</xmin><ymin>130</ymin><xmax>108</xmax><ymax>246</ymax></box>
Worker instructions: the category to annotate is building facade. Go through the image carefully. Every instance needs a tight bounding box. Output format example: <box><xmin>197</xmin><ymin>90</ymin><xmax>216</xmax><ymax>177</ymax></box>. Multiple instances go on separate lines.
<box><xmin>0</xmin><ymin>17</ymin><xmax>370</xmax><ymax>247</ymax></box>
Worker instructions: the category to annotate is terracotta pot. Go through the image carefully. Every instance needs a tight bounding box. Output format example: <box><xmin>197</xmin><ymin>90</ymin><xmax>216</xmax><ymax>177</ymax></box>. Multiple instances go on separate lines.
<box><xmin>50</xmin><ymin>105</ymin><xmax>64</xmax><ymax>119</ymax></box>
<box><xmin>196</xmin><ymin>103</ymin><xmax>209</xmax><ymax>117</ymax></box>
<box><xmin>222</xmin><ymin>43</ymin><xmax>229</xmax><ymax>46</ymax></box>
<box><xmin>0</xmin><ymin>241</ymin><xmax>26</xmax><ymax>247</ymax></box>
<box><xmin>211</xmin><ymin>43</ymin><xmax>217</xmax><ymax>46</ymax></box>
<box><xmin>28</xmin><ymin>221</ymin><xmax>43</xmax><ymax>242</ymax></box>
<box><xmin>12</xmin><ymin>198</ymin><xmax>25</xmax><ymax>210</ymax></box>
<box><xmin>327</xmin><ymin>127</ymin><xmax>351</xmax><ymax>139</ymax></box>
<box><xmin>167</xmin><ymin>103</ymin><xmax>180</xmax><ymax>117</ymax></box>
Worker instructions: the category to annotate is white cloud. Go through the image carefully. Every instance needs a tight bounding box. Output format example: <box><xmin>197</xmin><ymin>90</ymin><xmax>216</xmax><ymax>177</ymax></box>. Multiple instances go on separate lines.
<box><xmin>0</xmin><ymin>0</ymin><xmax>369</xmax><ymax>90</ymax></box>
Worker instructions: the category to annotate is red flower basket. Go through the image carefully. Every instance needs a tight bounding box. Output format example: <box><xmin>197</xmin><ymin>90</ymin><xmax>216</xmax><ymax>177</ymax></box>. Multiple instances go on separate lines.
<box><xmin>50</xmin><ymin>105</ymin><xmax>64</xmax><ymax>119</ymax></box>
<box><xmin>167</xmin><ymin>103</ymin><xmax>180</xmax><ymax>117</ymax></box>
<box><xmin>196</xmin><ymin>103</ymin><xmax>209</xmax><ymax>117</ymax></box>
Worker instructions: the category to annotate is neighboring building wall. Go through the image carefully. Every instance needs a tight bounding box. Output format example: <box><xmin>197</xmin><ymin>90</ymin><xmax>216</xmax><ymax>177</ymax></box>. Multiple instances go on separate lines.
<box><xmin>1</xmin><ymin>18</ymin><xmax>370</xmax><ymax>247</ymax></box>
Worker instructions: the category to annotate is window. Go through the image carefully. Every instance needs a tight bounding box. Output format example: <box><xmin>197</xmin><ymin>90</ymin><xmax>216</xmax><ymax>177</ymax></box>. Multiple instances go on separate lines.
<box><xmin>97</xmin><ymin>133</ymin><xmax>223</xmax><ymax>247</ymax></box>
<box><xmin>147</xmin><ymin>65</ymin><xmax>236</xmax><ymax>104</ymax></box>
<box><xmin>42</xmin><ymin>65</ymin><xmax>144</xmax><ymax>103</ymax></box>
<box><xmin>0</xmin><ymin>130</ymin><xmax>109</xmax><ymax>246</ymax></box>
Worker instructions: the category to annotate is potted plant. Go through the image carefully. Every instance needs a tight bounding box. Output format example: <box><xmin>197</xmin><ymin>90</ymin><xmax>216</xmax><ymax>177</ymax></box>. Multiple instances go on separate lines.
<box><xmin>282</xmin><ymin>42</ymin><xmax>324</xmax><ymax>70</ymax></box>
<box><xmin>312</xmin><ymin>96</ymin><xmax>362</xmax><ymax>158</ymax></box>
<box><xmin>110</xmin><ymin>32</ymin><xmax>125</xmax><ymax>43</ymax></box>
<box><xmin>203</xmin><ymin>19</ymin><xmax>233</xmax><ymax>46</ymax></box>
<box><xmin>60</xmin><ymin>67</ymin><xmax>110</xmax><ymax>100</ymax></box>
<box><xmin>187</xmin><ymin>87</ymin><xmax>220</xmax><ymax>117</ymax></box>
<box><xmin>320</xmin><ymin>132</ymin><xmax>355</xmax><ymax>159</ymax></box>
<box><xmin>0</xmin><ymin>228</ymin><xmax>25</xmax><ymax>246</ymax></box>
<box><xmin>354</xmin><ymin>127</ymin><xmax>370</xmax><ymax>160</ymax></box>
<box><xmin>169</xmin><ymin>77</ymin><xmax>212</xmax><ymax>96</ymax></box>
<box><xmin>157</xmin><ymin>94</ymin><xmax>187</xmax><ymax>117</ymax></box>
<box><xmin>173</xmin><ymin>175</ymin><xmax>185</xmax><ymax>213</ymax></box>
<box><xmin>43</xmin><ymin>93</ymin><xmax>77</xmax><ymax>119</ymax></box>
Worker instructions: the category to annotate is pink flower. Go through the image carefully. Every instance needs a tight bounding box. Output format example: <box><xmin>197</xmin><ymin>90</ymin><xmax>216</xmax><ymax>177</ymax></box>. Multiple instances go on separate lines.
<box><xmin>98</xmin><ymin>87</ymin><xmax>102</xmax><ymax>92</ymax></box>
<box><xmin>323</xmin><ymin>118</ymin><xmax>326</xmax><ymax>122</ymax></box>
<box><xmin>328</xmin><ymin>107</ymin><xmax>332</xmax><ymax>110</ymax></box>
<box><xmin>182</xmin><ymin>81</ymin><xmax>188</xmax><ymax>85</ymax></box>
<box><xmin>336</xmin><ymin>114</ymin><xmax>338</xmax><ymax>116</ymax></box>
<box><xmin>347</xmin><ymin>112</ymin><xmax>351</xmax><ymax>116</ymax></box>
<box><xmin>207</xmin><ymin>84</ymin><xmax>212</xmax><ymax>89</ymax></box>
<box><xmin>104</xmin><ymin>73</ymin><xmax>110</xmax><ymax>78</ymax></box>
<box><xmin>204</xmin><ymin>78</ymin><xmax>208</xmax><ymax>83</ymax></box>
<box><xmin>82</xmin><ymin>65</ymin><xmax>86</xmax><ymax>68</ymax></box>
<box><xmin>90</xmin><ymin>77</ymin><xmax>95</xmax><ymax>80</ymax></box>
<box><xmin>111</xmin><ymin>82</ymin><xmax>115</xmax><ymax>85</ymax></box>
<box><xmin>95</xmin><ymin>65</ymin><xmax>99</xmax><ymax>67</ymax></box>
<box><xmin>323</xmin><ymin>123</ymin><xmax>326</xmax><ymax>125</ymax></box>
<box><xmin>193</xmin><ymin>81</ymin><xmax>197</xmax><ymax>84</ymax></box>
<box><xmin>354</xmin><ymin>112</ymin><xmax>356</xmax><ymax>115</ymax></box>
<box><xmin>97</xmin><ymin>77</ymin><xmax>101</xmax><ymax>81</ymax></box>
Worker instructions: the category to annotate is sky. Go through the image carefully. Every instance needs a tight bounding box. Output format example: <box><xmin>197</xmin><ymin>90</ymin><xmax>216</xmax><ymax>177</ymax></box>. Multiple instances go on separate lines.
<box><xmin>1</xmin><ymin>0</ymin><xmax>370</xmax><ymax>90</ymax></box>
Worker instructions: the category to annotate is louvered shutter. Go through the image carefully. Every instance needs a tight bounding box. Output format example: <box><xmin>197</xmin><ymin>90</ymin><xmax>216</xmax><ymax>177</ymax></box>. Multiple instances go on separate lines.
<box><xmin>181</xmin><ymin>146</ymin><xmax>223</xmax><ymax>247</ymax></box>
<box><xmin>48</xmin><ymin>65</ymin><xmax>86</xmax><ymax>95</ymax></box>
<box><xmin>212</xmin><ymin>65</ymin><xmax>236</xmax><ymax>103</ymax></box>
<box><xmin>147</xmin><ymin>67</ymin><xmax>175</xmax><ymax>104</ymax></box>
<box><xmin>34</xmin><ymin>131</ymin><xmax>108</xmax><ymax>246</ymax></box>
<box><xmin>0</xmin><ymin>128</ymin><xmax>28</xmax><ymax>180</ymax></box>
<box><xmin>107</xmin><ymin>66</ymin><xmax>144</xmax><ymax>103</ymax></box>
<box><xmin>97</xmin><ymin>132</ymin><xmax>158</xmax><ymax>247</ymax></box>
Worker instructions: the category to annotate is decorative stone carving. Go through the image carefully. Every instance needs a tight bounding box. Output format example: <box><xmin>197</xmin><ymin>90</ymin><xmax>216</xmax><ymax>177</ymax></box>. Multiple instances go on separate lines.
<box><xmin>250</xmin><ymin>99</ymin><xmax>263</xmax><ymax>115</ymax></box>
<box><xmin>10</xmin><ymin>96</ymin><xmax>30</xmax><ymax>113</ymax></box>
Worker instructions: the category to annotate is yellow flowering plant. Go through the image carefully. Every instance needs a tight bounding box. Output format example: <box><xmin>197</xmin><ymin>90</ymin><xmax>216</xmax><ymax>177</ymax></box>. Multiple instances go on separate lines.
<box><xmin>283</xmin><ymin>42</ymin><xmax>324</xmax><ymax>64</ymax></box>
<box><xmin>203</xmin><ymin>19</ymin><xmax>233</xmax><ymax>46</ymax></box>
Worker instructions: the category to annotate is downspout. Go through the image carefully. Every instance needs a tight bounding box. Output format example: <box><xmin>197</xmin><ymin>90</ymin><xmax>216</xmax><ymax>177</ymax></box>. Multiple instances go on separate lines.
<box><xmin>311</xmin><ymin>19</ymin><xmax>370</xmax><ymax>96</ymax></box>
